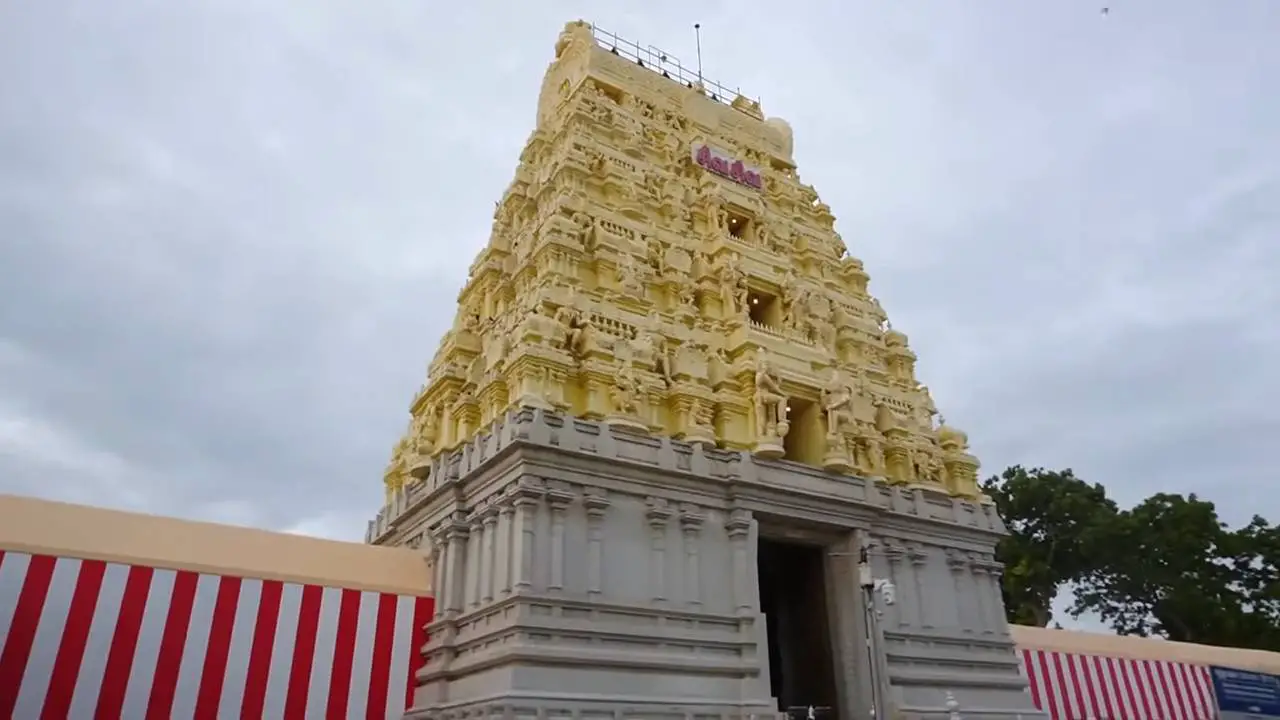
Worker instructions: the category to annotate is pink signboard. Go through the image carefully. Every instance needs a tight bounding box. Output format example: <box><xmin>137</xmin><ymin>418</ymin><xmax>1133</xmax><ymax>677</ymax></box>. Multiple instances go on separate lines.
<box><xmin>693</xmin><ymin>144</ymin><xmax>762</xmax><ymax>190</ymax></box>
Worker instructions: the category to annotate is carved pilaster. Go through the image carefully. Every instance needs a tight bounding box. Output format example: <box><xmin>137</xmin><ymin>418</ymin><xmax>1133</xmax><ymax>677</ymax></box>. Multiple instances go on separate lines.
<box><xmin>547</xmin><ymin>486</ymin><xmax>575</xmax><ymax>592</ymax></box>
<box><xmin>510</xmin><ymin>477</ymin><xmax>545</xmax><ymax>591</ymax></box>
<box><xmin>496</xmin><ymin>502</ymin><xmax>513</xmax><ymax>596</ymax></box>
<box><xmin>429</xmin><ymin>523</ymin><xmax>448</xmax><ymax>621</ymax></box>
<box><xmin>584</xmin><ymin>488</ymin><xmax>611</xmax><ymax>598</ymax></box>
<box><xmin>481</xmin><ymin>505</ymin><xmax>499</xmax><ymax>603</ymax></box>
<box><xmin>679</xmin><ymin>504</ymin><xmax>706</xmax><ymax>608</ymax></box>
<box><xmin>443</xmin><ymin>514</ymin><xmax>470</xmax><ymax>618</ymax></box>
<box><xmin>726</xmin><ymin>508</ymin><xmax>753</xmax><ymax>614</ymax></box>
<box><xmin>945</xmin><ymin>549</ymin><xmax>971</xmax><ymax>630</ymax></box>
<box><xmin>908</xmin><ymin>544</ymin><xmax>931</xmax><ymax>628</ymax></box>
<box><xmin>467</xmin><ymin>513</ymin><xmax>485</xmax><ymax>609</ymax></box>
<box><xmin>972</xmin><ymin>555</ymin><xmax>1006</xmax><ymax>634</ymax></box>
<box><xmin>645</xmin><ymin>497</ymin><xmax>674</xmax><ymax>603</ymax></box>
<box><xmin>882</xmin><ymin>541</ymin><xmax>909</xmax><ymax>627</ymax></box>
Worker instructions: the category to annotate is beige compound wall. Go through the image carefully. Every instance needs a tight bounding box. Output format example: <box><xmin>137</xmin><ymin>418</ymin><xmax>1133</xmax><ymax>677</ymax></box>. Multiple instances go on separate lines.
<box><xmin>1012</xmin><ymin>622</ymin><xmax>1280</xmax><ymax>675</ymax></box>
<box><xmin>0</xmin><ymin>494</ymin><xmax>432</xmax><ymax>595</ymax></box>
<box><xmin>5</xmin><ymin>493</ymin><xmax>1280</xmax><ymax>676</ymax></box>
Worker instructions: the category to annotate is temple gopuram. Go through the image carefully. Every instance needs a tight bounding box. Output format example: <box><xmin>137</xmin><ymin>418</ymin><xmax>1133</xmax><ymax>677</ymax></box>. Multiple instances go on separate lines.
<box><xmin>367</xmin><ymin>20</ymin><xmax>1040</xmax><ymax>720</ymax></box>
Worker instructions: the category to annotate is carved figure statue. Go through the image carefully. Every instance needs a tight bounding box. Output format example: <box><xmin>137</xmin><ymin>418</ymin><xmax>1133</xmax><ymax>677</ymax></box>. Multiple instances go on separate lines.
<box><xmin>716</xmin><ymin>255</ymin><xmax>747</xmax><ymax>316</ymax></box>
<box><xmin>610</xmin><ymin>364</ymin><xmax>642</xmax><ymax>416</ymax></box>
<box><xmin>784</xmin><ymin>287</ymin><xmax>809</xmax><ymax>330</ymax></box>
<box><xmin>631</xmin><ymin>316</ymin><xmax>671</xmax><ymax>383</ymax></box>
<box><xmin>571</xmin><ymin>211</ymin><xmax>595</xmax><ymax>248</ymax></box>
<box><xmin>707</xmin><ymin>346</ymin><xmax>728</xmax><ymax>386</ymax></box>
<box><xmin>779</xmin><ymin>268</ymin><xmax>798</xmax><ymax>304</ymax></box>
<box><xmin>871</xmin><ymin>297</ymin><xmax>888</xmax><ymax>331</ymax></box>
<box><xmin>678</xmin><ymin>280</ymin><xmax>699</xmax><ymax>314</ymax></box>
<box><xmin>616</xmin><ymin>253</ymin><xmax>645</xmax><ymax>298</ymax></box>
<box><xmin>753</xmin><ymin>351</ymin><xmax>787</xmax><ymax>434</ymax></box>
<box><xmin>646</xmin><ymin>236</ymin><xmax>666</xmax><ymax>273</ymax></box>
<box><xmin>412</xmin><ymin>410</ymin><xmax>438</xmax><ymax>455</ymax></box>
<box><xmin>929</xmin><ymin>455</ymin><xmax>948</xmax><ymax>485</ymax></box>
<box><xmin>691</xmin><ymin>400</ymin><xmax>714</xmax><ymax>430</ymax></box>
<box><xmin>555</xmin><ymin>302</ymin><xmax>590</xmax><ymax>356</ymax></box>
<box><xmin>867</xmin><ymin>438</ymin><xmax>884</xmax><ymax>472</ymax></box>
<box><xmin>821</xmin><ymin>370</ymin><xmax>853</xmax><ymax>436</ymax></box>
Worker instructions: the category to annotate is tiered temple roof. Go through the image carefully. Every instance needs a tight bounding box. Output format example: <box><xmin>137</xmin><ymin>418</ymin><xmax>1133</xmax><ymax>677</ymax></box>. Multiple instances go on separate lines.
<box><xmin>384</xmin><ymin>20</ymin><xmax>982</xmax><ymax>502</ymax></box>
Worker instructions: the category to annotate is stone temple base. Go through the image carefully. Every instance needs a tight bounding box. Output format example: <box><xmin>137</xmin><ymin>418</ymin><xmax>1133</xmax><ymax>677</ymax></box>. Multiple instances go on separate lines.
<box><xmin>375</xmin><ymin>409</ymin><xmax>1044</xmax><ymax>720</ymax></box>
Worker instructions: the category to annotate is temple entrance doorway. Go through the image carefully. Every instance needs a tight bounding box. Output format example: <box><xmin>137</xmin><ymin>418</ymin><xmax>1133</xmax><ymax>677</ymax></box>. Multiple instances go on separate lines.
<box><xmin>757</xmin><ymin>536</ymin><xmax>841</xmax><ymax>717</ymax></box>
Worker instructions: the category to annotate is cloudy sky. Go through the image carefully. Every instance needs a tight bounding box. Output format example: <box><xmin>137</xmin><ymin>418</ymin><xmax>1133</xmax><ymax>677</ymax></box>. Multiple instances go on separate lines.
<box><xmin>1</xmin><ymin>1</ymin><xmax>1276</xmax><ymax>624</ymax></box>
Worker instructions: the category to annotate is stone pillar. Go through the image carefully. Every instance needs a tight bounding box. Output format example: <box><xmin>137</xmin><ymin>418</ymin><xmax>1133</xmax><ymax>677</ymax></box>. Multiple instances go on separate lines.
<box><xmin>547</xmin><ymin>487</ymin><xmax>575</xmax><ymax>593</ymax></box>
<box><xmin>510</xmin><ymin>479</ymin><xmax>543</xmax><ymax>592</ymax></box>
<box><xmin>645</xmin><ymin>497</ymin><xmax>674</xmax><ymax>603</ymax></box>
<box><xmin>679</xmin><ymin>504</ymin><xmax>705</xmax><ymax>608</ymax></box>
<box><xmin>584</xmin><ymin>488</ymin><xmax>611</xmax><ymax>599</ymax></box>
<box><xmin>481</xmin><ymin>505</ymin><xmax>498</xmax><ymax>604</ymax></box>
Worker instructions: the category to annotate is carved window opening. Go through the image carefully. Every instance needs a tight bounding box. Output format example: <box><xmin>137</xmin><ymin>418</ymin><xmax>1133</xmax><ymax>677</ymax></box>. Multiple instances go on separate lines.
<box><xmin>781</xmin><ymin>396</ymin><xmax>823</xmax><ymax>465</ymax></box>
<box><xmin>747</xmin><ymin>289</ymin><xmax>782</xmax><ymax>328</ymax></box>
<box><xmin>726</xmin><ymin>211</ymin><xmax>751</xmax><ymax>239</ymax></box>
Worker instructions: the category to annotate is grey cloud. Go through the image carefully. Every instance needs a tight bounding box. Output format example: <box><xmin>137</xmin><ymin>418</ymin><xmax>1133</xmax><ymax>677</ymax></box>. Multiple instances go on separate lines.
<box><xmin>1</xmin><ymin>0</ymin><xmax>1277</xmax><ymax>565</ymax></box>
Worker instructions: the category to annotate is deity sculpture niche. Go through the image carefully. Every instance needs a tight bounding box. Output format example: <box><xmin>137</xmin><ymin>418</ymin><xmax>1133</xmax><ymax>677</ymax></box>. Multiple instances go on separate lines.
<box><xmin>554</xmin><ymin>302</ymin><xmax>590</xmax><ymax>357</ymax></box>
<box><xmin>607</xmin><ymin>363</ymin><xmax>646</xmax><ymax>430</ymax></box>
<box><xmin>928</xmin><ymin>454</ymin><xmax>948</xmax><ymax>485</ymax></box>
<box><xmin>616</xmin><ymin>253</ymin><xmax>646</xmax><ymax>298</ymax></box>
<box><xmin>631</xmin><ymin>315</ymin><xmax>671</xmax><ymax>384</ymax></box>
<box><xmin>681</xmin><ymin>399</ymin><xmax>716</xmax><ymax>447</ymax></box>
<box><xmin>866</xmin><ymin>436</ymin><xmax>885</xmax><ymax>475</ymax></box>
<box><xmin>646</xmin><ymin>236</ymin><xmax>666</xmax><ymax>273</ymax></box>
<box><xmin>571</xmin><ymin>211</ymin><xmax>596</xmax><ymax>249</ymax></box>
<box><xmin>676</xmin><ymin>279</ymin><xmax>699</xmax><ymax>316</ymax></box>
<box><xmin>523</xmin><ymin>365</ymin><xmax>563</xmax><ymax>410</ymax></box>
<box><xmin>707</xmin><ymin>346</ymin><xmax>729</xmax><ymax>387</ymax></box>
<box><xmin>518</xmin><ymin>296</ymin><xmax>565</xmax><ymax>348</ymax></box>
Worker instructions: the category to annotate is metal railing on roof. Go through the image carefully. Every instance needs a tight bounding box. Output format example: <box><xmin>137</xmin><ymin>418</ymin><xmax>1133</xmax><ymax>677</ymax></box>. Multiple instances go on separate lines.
<box><xmin>589</xmin><ymin>25</ymin><xmax>760</xmax><ymax>117</ymax></box>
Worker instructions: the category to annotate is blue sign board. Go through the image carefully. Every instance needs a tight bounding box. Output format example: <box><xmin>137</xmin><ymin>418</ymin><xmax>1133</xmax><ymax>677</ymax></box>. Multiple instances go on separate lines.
<box><xmin>1211</xmin><ymin>665</ymin><xmax>1280</xmax><ymax>719</ymax></box>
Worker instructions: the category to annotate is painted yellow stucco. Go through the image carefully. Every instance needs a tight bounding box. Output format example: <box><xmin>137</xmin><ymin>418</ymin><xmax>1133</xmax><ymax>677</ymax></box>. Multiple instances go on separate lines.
<box><xmin>379</xmin><ymin>19</ymin><xmax>982</xmax><ymax>504</ymax></box>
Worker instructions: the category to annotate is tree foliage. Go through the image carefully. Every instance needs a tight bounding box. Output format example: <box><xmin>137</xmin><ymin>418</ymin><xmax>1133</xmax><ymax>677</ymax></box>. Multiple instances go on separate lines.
<box><xmin>988</xmin><ymin>466</ymin><xmax>1280</xmax><ymax>650</ymax></box>
<box><xmin>982</xmin><ymin>466</ymin><xmax>1117</xmax><ymax>627</ymax></box>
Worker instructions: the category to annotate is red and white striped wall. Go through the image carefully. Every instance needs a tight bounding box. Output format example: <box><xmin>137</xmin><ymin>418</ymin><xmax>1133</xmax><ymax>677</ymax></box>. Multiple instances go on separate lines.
<box><xmin>1021</xmin><ymin>647</ymin><xmax>1216</xmax><ymax>720</ymax></box>
<box><xmin>0</xmin><ymin>550</ymin><xmax>433</xmax><ymax>720</ymax></box>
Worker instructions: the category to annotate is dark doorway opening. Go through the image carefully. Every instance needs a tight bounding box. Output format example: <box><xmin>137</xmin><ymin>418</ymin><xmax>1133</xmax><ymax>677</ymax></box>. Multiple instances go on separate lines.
<box><xmin>757</xmin><ymin>537</ymin><xmax>840</xmax><ymax>716</ymax></box>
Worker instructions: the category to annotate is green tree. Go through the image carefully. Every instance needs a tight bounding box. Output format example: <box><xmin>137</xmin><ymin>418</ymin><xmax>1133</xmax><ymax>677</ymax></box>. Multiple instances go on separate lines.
<box><xmin>1072</xmin><ymin>495</ymin><xmax>1280</xmax><ymax>650</ymax></box>
<box><xmin>982</xmin><ymin>466</ymin><xmax>1118</xmax><ymax>627</ymax></box>
<box><xmin>990</xmin><ymin>466</ymin><xmax>1280</xmax><ymax>650</ymax></box>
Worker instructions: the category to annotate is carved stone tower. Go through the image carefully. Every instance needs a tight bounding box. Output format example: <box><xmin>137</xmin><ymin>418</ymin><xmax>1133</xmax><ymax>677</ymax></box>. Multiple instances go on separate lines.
<box><xmin>366</xmin><ymin>20</ymin><xmax>1043</xmax><ymax>720</ymax></box>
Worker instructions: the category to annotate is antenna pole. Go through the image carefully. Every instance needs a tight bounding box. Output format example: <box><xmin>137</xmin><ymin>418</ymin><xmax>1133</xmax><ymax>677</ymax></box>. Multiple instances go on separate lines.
<box><xmin>694</xmin><ymin>23</ymin><xmax>703</xmax><ymax>86</ymax></box>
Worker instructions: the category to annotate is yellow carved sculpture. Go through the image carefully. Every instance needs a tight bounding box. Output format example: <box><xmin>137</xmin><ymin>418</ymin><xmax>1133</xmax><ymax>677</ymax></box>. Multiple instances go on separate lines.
<box><xmin>383</xmin><ymin>19</ymin><xmax>983</xmax><ymax>500</ymax></box>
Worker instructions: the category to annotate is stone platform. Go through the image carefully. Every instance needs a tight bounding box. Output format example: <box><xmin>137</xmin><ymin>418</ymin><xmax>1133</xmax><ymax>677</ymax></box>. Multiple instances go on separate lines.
<box><xmin>369</xmin><ymin>409</ymin><xmax>1045</xmax><ymax>720</ymax></box>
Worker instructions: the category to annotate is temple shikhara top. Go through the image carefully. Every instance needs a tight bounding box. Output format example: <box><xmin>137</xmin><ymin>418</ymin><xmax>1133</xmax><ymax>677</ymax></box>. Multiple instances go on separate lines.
<box><xmin>383</xmin><ymin>20</ymin><xmax>980</xmax><ymax>504</ymax></box>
